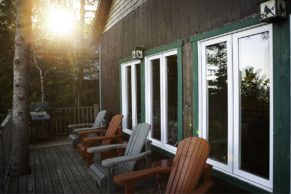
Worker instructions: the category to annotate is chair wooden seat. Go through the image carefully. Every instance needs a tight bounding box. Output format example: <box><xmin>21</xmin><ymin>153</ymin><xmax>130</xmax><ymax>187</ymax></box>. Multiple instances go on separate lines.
<box><xmin>114</xmin><ymin>137</ymin><xmax>213</xmax><ymax>194</ymax></box>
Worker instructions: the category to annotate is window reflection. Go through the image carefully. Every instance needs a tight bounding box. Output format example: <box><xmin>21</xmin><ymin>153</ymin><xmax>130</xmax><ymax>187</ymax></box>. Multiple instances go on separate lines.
<box><xmin>239</xmin><ymin>32</ymin><xmax>270</xmax><ymax>179</ymax></box>
<box><xmin>206</xmin><ymin>42</ymin><xmax>228</xmax><ymax>164</ymax></box>
<box><xmin>167</xmin><ymin>55</ymin><xmax>178</xmax><ymax>146</ymax></box>
<box><xmin>127</xmin><ymin>67</ymin><xmax>132</xmax><ymax>130</ymax></box>
<box><xmin>152</xmin><ymin>59</ymin><xmax>161</xmax><ymax>141</ymax></box>
<box><xmin>136</xmin><ymin>65</ymin><xmax>141</xmax><ymax>124</ymax></box>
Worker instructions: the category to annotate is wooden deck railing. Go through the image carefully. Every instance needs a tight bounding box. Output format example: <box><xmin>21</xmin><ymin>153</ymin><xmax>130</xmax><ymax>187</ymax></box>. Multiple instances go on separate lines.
<box><xmin>50</xmin><ymin>105</ymin><xmax>99</xmax><ymax>136</ymax></box>
<box><xmin>29</xmin><ymin>105</ymin><xmax>99</xmax><ymax>139</ymax></box>
<box><xmin>0</xmin><ymin>111</ymin><xmax>12</xmax><ymax>192</ymax></box>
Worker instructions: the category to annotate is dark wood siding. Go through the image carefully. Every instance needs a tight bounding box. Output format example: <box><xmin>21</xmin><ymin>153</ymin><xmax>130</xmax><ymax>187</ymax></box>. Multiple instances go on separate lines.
<box><xmin>104</xmin><ymin>0</ymin><xmax>147</xmax><ymax>31</ymax></box>
<box><xmin>100</xmin><ymin>0</ymin><xmax>259</xmax><ymax>116</ymax></box>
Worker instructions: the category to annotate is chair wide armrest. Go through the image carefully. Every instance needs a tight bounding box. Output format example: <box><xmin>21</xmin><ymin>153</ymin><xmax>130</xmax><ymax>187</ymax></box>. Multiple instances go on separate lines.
<box><xmin>102</xmin><ymin>151</ymin><xmax>151</xmax><ymax>167</ymax></box>
<box><xmin>74</xmin><ymin>127</ymin><xmax>95</xmax><ymax>132</ymax></box>
<box><xmin>77</xmin><ymin>127</ymin><xmax>107</xmax><ymax>135</ymax></box>
<box><xmin>68</xmin><ymin>123</ymin><xmax>93</xmax><ymax>129</ymax></box>
<box><xmin>87</xmin><ymin>143</ymin><xmax>127</xmax><ymax>153</ymax></box>
<box><xmin>114</xmin><ymin>166</ymin><xmax>171</xmax><ymax>185</ymax></box>
<box><xmin>82</xmin><ymin>135</ymin><xmax>121</xmax><ymax>143</ymax></box>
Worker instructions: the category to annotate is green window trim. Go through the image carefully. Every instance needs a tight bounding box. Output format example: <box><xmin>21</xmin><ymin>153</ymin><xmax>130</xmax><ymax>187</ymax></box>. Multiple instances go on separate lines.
<box><xmin>191</xmin><ymin>14</ymin><xmax>290</xmax><ymax>193</ymax></box>
<box><xmin>140</xmin><ymin>60</ymin><xmax>145</xmax><ymax>122</ymax></box>
<box><xmin>144</xmin><ymin>40</ymin><xmax>183</xmax><ymax>57</ymax></box>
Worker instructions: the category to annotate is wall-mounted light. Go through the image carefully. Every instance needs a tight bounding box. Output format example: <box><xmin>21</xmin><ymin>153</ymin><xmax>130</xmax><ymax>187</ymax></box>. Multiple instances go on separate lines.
<box><xmin>260</xmin><ymin>0</ymin><xmax>286</xmax><ymax>22</ymax></box>
<box><xmin>132</xmin><ymin>47</ymin><xmax>143</xmax><ymax>59</ymax></box>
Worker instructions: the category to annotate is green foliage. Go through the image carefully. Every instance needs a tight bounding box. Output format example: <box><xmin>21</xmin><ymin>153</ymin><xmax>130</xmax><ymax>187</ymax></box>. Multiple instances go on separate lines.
<box><xmin>0</xmin><ymin>0</ymin><xmax>15</xmax><ymax>120</ymax></box>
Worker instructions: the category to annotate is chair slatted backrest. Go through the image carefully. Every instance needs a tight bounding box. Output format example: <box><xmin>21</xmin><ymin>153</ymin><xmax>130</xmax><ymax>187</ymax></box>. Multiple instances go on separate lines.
<box><xmin>119</xmin><ymin>123</ymin><xmax>151</xmax><ymax>171</ymax></box>
<box><xmin>166</xmin><ymin>137</ymin><xmax>210</xmax><ymax>194</ymax></box>
<box><xmin>92</xmin><ymin>110</ymin><xmax>107</xmax><ymax>128</ymax></box>
<box><xmin>101</xmin><ymin>114</ymin><xmax>123</xmax><ymax>145</ymax></box>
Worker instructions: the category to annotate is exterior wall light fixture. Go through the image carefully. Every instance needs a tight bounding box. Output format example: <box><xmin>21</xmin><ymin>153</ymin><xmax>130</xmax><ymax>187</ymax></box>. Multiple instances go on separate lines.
<box><xmin>260</xmin><ymin>0</ymin><xmax>287</xmax><ymax>22</ymax></box>
<box><xmin>132</xmin><ymin>47</ymin><xmax>143</xmax><ymax>59</ymax></box>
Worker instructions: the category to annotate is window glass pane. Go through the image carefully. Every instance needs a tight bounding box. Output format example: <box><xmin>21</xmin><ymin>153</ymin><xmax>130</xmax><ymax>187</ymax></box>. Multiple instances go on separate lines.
<box><xmin>152</xmin><ymin>59</ymin><xmax>161</xmax><ymax>141</ymax></box>
<box><xmin>166</xmin><ymin>55</ymin><xmax>178</xmax><ymax>146</ymax></box>
<box><xmin>206</xmin><ymin>42</ymin><xmax>228</xmax><ymax>164</ymax></box>
<box><xmin>127</xmin><ymin>66</ymin><xmax>132</xmax><ymax>130</ymax></box>
<box><xmin>136</xmin><ymin>64</ymin><xmax>142</xmax><ymax>124</ymax></box>
<box><xmin>239</xmin><ymin>32</ymin><xmax>270</xmax><ymax>179</ymax></box>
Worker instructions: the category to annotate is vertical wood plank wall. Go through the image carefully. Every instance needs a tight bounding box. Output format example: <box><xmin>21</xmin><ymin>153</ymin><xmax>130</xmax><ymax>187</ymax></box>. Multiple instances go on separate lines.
<box><xmin>100</xmin><ymin>0</ymin><xmax>260</xmax><ymax>120</ymax></box>
<box><xmin>104</xmin><ymin>0</ymin><xmax>148</xmax><ymax>31</ymax></box>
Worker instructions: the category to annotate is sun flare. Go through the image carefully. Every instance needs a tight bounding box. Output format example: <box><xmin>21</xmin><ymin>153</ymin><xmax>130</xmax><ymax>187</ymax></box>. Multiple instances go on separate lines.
<box><xmin>46</xmin><ymin>6</ymin><xmax>75</xmax><ymax>36</ymax></box>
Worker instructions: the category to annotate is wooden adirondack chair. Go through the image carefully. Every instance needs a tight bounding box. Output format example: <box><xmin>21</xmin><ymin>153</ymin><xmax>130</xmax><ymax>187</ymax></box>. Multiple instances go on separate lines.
<box><xmin>68</xmin><ymin>110</ymin><xmax>107</xmax><ymax>146</ymax></box>
<box><xmin>114</xmin><ymin>137</ymin><xmax>213</xmax><ymax>194</ymax></box>
<box><xmin>76</xmin><ymin>114</ymin><xmax>123</xmax><ymax>165</ymax></box>
<box><xmin>86</xmin><ymin>123</ymin><xmax>152</xmax><ymax>193</ymax></box>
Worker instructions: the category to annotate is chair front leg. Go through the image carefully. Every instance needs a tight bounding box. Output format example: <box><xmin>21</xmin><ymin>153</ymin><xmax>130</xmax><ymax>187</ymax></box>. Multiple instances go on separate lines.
<box><xmin>145</xmin><ymin>140</ymin><xmax>152</xmax><ymax>168</ymax></box>
<box><xmin>125</xmin><ymin>183</ymin><xmax>135</xmax><ymax>194</ymax></box>
<box><xmin>107</xmin><ymin>167</ymin><xmax>115</xmax><ymax>194</ymax></box>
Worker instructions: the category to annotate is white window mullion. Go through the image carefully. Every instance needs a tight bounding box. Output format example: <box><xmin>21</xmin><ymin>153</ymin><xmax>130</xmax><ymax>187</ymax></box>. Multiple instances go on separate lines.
<box><xmin>198</xmin><ymin>42</ymin><xmax>203</xmax><ymax>138</ymax></box>
<box><xmin>226</xmin><ymin>36</ymin><xmax>234</xmax><ymax>173</ymax></box>
<box><xmin>145</xmin><ymin>57</ymin><xmax>152</xmax><ymax>138</ymax></box>
<box><xmin>233</xmin><ymin>32</ymin><xmax>240</xmax><ymax>176</ymax></box>
<box><xmin>131</xmin><ymin>65</ymin><xmax>137</xmax><ymax>127</ymax></box>
<box><xmin>154</xmin><ymin>55</ymin><xmax>163</xmax><ymax>146</ymax></box>
<box><xmin>161</xmin><ymin>55</ymin><xmax>167</xmax><ymax>147</ymax></box>
<box><xmin>201</xmin><ymin>42</ymin><xmax>207</xmax><ymax>141</ymax></box>
<box><xmin>121</xmin><ymin>66</ymin><xmax>128</xmax><ymax>133</ymax></box>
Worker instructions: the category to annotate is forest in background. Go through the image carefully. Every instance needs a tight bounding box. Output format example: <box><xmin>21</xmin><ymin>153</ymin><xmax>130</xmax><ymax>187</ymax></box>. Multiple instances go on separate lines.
<box><xmin>0</xmin><ymin>0</ymin><xmax>100</xmax><ymax>121</ymax></box>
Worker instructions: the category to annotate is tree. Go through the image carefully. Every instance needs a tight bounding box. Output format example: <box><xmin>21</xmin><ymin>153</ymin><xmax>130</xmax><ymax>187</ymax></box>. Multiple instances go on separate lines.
<box><xmin>10</xmin><ymin>0</ymin><xmax>32</xmax><ymax>175</ymax></box>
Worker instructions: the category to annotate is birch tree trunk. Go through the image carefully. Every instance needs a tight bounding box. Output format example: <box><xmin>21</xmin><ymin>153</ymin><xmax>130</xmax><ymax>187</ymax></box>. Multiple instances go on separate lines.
<box><xmin>10</xmin><ymin>0</ymin><xmax>32</xmax><ymax>175</ymax></box>
<box><xmin>39</xmin><ymin>69</ymin><xmax>47</xmax><ymax>103</ymax></box>
<box><xmin>34</xmin><ymin>64</ymin><xmax>47</xmax><ymax>103</ymax></box>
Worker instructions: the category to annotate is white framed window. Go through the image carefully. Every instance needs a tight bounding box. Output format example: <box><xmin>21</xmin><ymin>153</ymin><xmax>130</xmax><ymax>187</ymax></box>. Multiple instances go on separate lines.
<box><xmin>145</xmin><ymin>49</ymin><xmax>179</xmax><ymax>153</ymax></box>
<box><xmin>121</xmin><ymin>60</ymin><xmax>141</xmax><ymax>134</ymax></box>
<box><xmin>199</xmin><ymin>24</ymin><xmax>273</xmax><ymax>191</ymax></box>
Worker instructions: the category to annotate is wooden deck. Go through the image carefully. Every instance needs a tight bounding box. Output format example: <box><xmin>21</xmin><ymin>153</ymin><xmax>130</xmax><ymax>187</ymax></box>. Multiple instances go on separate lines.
<box><xmin>6</xmin><ymin>137</ymin><xmax>102</xmax><ymax>193</ymax></box>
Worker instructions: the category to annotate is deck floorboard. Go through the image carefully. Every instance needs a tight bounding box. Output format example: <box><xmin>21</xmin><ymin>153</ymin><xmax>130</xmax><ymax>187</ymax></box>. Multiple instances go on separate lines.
<box><xmin>7</xmin><ymin>137</ymin><xmax>101</xmax><ymax>194</ymax></box>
